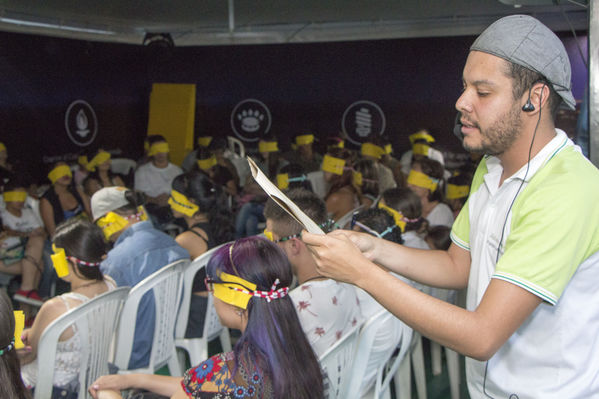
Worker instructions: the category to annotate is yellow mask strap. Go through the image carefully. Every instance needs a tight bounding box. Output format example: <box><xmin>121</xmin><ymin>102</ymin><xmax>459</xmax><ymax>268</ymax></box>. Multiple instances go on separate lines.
<box><xmin>148</xmin><ymin>142</ymin><xmax>169</xmax><ymax>156</ymax></box>
<box><xmin>409</xmin><ymin>130</ymin><xmax>435</xmax><ymax>145</ymax></box>
<box><xmin>197</xmin><ymin>136</ymin><xmax>213</xmax><ymax>147</ymax></box>
<box><xmin>3</xmin><ymin>191</ymin><xmax>27</xmax><ymax>203</ymax></box>
<box><xmin>384</xmin><ymin>144</ymin><xmax>393</xmax><ymax>154</ymax></box>
<box><xmin>168</xmin><ymin>190</ymin><xmax>199</xmax><ymax>217</ymax></box>
<box><xmin>86</xmin><ymin>151</ymin><xmax>111</xmax><ymax>172</ymax></box>
<box><xmin>197</xmin><ymin>155</ymin><xmax>217</xmax><ymax>171</ymax></box>
<box><xmin>263</xmin><ymin>229</ymin><xmax>274</xmax><ymax>241</ymax></box>
<box><xmin>48</xmin><ymin>165</ymin><xmax>72</xmax><ymax>184</ymax></box>
<box><xmin>352</xmin><ymin>171</ymin><xmax>363</xmax><ymax>186</ymax></box>
<box><xmin>51</xmin><ymin>244</ymin><xmax>70</xmax><ymax>278</ymax></box>
<box><xmin>13</xmin><ymin>311</ymin><xmax>25</xmax><ymax>350</ymax></box>
<box><xmin>361</xmin><ymin>143</ymin><xmax>384</xmax><ymax>159</ymax></box>
<box><xmin>258</xmin><ymin>141</ymin><xmax>279</xmax><ymax>153</ymax></box>
<box><xmin>322</xmin><ymin>155</ymin><xmax>346</xmax><ymax>175</ymax></box>
<box><xmin>412</xmin><ymin>143</ymin><xmax>430</xmax><ymax>156</ymax></box>
<box><xmin>213</xmin><ymin>271</ymin><xmax>258</xmax><ymax>309</ymax></box>
<box><xmin>446</xmin><ymin>184</ymin><xmax>470</xmax><ymax>200</ymax></box>
<box><xmin>0</xmin><ymin>142</ymin><xmax>5</xmax><ymax>152</ymax></box>
<box><xmin>295</xmin><ymin>134</ymin><xmax>314</xmax><ymax>146</ymax></box>
<box><xmin>407</xmin><ymin>170</ymin><xmax>438</xmax><ymax>191</ymax></box>
<box><xmin>378</xmin><ymin>202</ymin><xmax>407</xmax><ymax>233</ymax></box>
<box><xmin>276</xmin><ymin>173</ymin><xmax>289</xmax><ymax>190</ymax></box>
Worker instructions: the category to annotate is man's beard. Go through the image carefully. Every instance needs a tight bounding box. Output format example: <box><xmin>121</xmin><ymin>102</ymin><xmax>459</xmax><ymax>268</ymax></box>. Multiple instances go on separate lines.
<box><xmin>463</xmin><ymin>104</ymin><xmax>522</xmax><ymax>156</ymax></box>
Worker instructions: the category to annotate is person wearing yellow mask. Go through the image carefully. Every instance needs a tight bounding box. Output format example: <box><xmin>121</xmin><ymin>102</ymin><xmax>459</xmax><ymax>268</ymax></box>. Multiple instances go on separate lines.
<box><xmin>283</xmin><ymin>133</ymin><xmax>323</xmax><ymax>173</ymax></box>
<box><xmin>0</xmin><ymin>290</ymin><xmax>30</xmax><ymax>399</ymax></box>
<box><xmin>407</xmin><ymin>158</ymin><xmax>454</xmax><ymax>228</ymax></box>
<box><xmin>91</xmin><ymin>186</ymin><xmax>188</xmax><ymax>369</ymax></box>
<box><xmin>322</xmin><ymin>148</ymin><xmax>358</xmax><ymax>222</ymax></box>
<box><xmin>19</xmin><ymin>219</ymin><xmax>115</xmax><ymax>396</ymax></box>
<box><xmin>85</xmin><ymin>149</ymin><xmax>125</xmax><ymax>189</ymax></box>
<box><xmin>0</xmin><ymin>179</ymin><xmax>45</xmax><ymax>307</ymax></box>
<box><xmin>134</xmin><ymin>136</ymin><xmax>182</xmax><ymax>211</ymax></box>
<box><xmin>40</xmin><ymin>162</ymin><xmax>89</xmax><ymax>237</ymax></box>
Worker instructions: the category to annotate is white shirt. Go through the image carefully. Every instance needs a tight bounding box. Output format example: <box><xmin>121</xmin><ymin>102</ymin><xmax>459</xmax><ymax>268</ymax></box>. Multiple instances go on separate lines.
<box><xmin>426</xmin><ymin>202</ymin><xmax>454</xmax><ymax>228</ymax></box>
<box><xmin>134</xmin><ymin>162</ymin><xmax>182</xmax><ymax>198</ymax></box>
<box><xmin>289</xmin><ymin>279</ymin><xmax>363</xmax><ymax>358</ymax></box>
<box><xmin>0</xmin><ymin>207</ymin><xmax>42</xmax><ymax>232</ymax></box>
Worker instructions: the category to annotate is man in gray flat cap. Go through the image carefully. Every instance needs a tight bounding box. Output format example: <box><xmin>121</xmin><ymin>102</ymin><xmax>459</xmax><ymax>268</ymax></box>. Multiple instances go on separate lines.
<box><xmin>302</xmin><ymin>14</ymin><xmax>599</xmax><ymax>398</ymax></box>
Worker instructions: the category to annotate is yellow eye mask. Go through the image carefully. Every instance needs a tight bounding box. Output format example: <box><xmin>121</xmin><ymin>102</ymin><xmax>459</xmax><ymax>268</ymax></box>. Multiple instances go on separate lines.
<box><xmin>295</xmin><ymin>134</ymin><xmax>314</xmax><ymax>146</ymax></box>
<box><xmin>51</xmin><ymin>244</ymin><xmax>70</xmax><ymax>278</ymax></box>
<box><xmin>276</xmin><ymin>173</ymin><xmax>307</xmax><ymax>190</ymax></box>
<box><xmin>48</xmin><ymin>165</ymin><xmax>72</xmax><ymax>184</ymax></box>
<box><xmin>97</xmin><ymin>207</ymin><xmax>148</xmax><ymax>240</ymax></box>
<box><xmin>407</xmin><ymin>170</ymin><xmax>438</xmax><ymax>191</ymax></box>
<box><xmin>148</xmin><ymin>142</ymin><xmax>169</xmax><ymax>156</ymax></box>
<box><xmin>361</xmin><ymin>143</ymin><xmax>385</xmax><ymax>159</ymax></box>
<box><xmin>409</xmin><ymin>130</ymin><xmax>435</xmax><ymax>145</ymax></box>
<box><xmin>212</xmin><ymin>271</ymin><xmax>258</xmax><ymax>310</ymax></box>
<box><xmin>446</xmin><ymin>184</ymin><xmax>470</xmax><ymax>200</ymax></box>
<box><xmin>13</xmin><ymin>311</ymin><xmax>25</xmax><ymax>350</ymax></box>
<box><xmin>197</xmin><ymin>155</ymin><xmax>217</xmax><ymax>171</ymax></box>
<box><xmin>258</xmin><ymin>141</ymin><xmax>279</xmax><ymax>153</ymax></box>
<box><xmin>352</xmin><ymin>171</ymin><xmax>363</xmax><ymax>186</ymax></box>
<box><xmin>197</xmin><ymin>136</ymin><xmax>213</xmax><ymax>147</ymax></box>
<box><xmin>322</xmin><ymin>155</ymin><xmax>346</xmax><ymax>175</ymax></box>
<box><xmin>86</xmin><ymin>151</ymin><xmax>111</xmax><ymax>172</ymax></box>
<box><xmin>3</xmin><ymin>191</ymin><xmax>27</xmax><ymax>203</ymax></box>
<box><xmin>378</xmin><ymin>202</ymin><xmax>407</xmax><ymax>233</ymax></box>
<box><xmin>412</xmin><ymin>143</ymin><xmax>430</xmax><ymax>156</ymax></box>
<box><xmin>168</xmin><ymin>190</ymin><xmax>199</xmax><ymax>217</ymax></box>
<box><xmin>384</xmin><ymin>144</ymin><xmax>393</xmax><ymax>154</ymax></box>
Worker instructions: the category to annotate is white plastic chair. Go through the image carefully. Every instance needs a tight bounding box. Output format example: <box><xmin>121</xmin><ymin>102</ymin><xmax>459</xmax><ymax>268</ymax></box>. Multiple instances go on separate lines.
<box><xmin>318</xmin><ymin>323</ymin><xmax>361</xmax><ymax>399</ymax></box>
<box><xmin>227</xmin><ymin>136</ymin><xmax>245</xmax><ymax>158</ymax></box>
<box><xmin>110</xmin><ymin>158</ymin><xmax>137</xmax><ymax>176</ymax></box>
<box><xmin>346</xmin><ymin>309</ymin><xmax>409</xmax><ymax>399</ymax></box>
<box><xmin>35</xmin><ymin>287</ymin><xmax>130</xmax><ymax>399</ymax></box>
<box><xmin>334</xmin><ymin>205</ymin><xmax>365</xmax><ymax>230</ymax></box>
<box><xmin>307</xmin><ymin>170</ymin><xmax>327</xmax><ymax>199</ymax></box>
<box><xmin>430</xmin><ymin>289</ymin><xmax>460</xmax><ymax>399</ymax></box>
<box><xmin>174</xmin><ymin>244</ymin><xmax>232</xmax><ymax>369</ymax></box>
<box><xmin>113</xmin><ymin>259</ymin><xmax>187</xmax><ymax>376</ymax></box>
<box><xmin>394</xmin><ymin>331</ymin><xmax>427</xmax><ymax>399</ymax></box>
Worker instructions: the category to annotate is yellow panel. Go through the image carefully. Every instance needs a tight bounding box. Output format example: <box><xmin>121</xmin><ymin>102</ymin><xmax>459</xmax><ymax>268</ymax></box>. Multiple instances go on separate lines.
<box><xmin>147</xmin><ymin>83</ymin><xmax>196</xmax><ymax>166</ymax></box>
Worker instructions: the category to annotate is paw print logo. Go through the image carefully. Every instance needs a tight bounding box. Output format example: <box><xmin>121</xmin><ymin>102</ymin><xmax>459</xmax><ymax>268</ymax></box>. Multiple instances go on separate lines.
<box><xmin>231</xmin><ymin>99</ymin><xmax>272</xmax><ymax>142</ymax></box>
<box><xmin>238</xmin><ymin>109</ymin><xmax>264</xmax><ymax>133</ymax></box>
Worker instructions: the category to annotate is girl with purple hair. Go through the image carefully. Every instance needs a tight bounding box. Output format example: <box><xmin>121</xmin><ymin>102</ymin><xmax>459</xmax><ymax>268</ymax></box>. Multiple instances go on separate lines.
<box><xmin>89</xmin><ymin>237</ymin><xmax>324</xmax><ymax>399</ymax></box>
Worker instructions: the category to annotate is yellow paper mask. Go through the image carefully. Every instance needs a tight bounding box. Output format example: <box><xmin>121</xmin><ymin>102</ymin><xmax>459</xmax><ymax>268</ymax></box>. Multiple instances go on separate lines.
<box><xmin>48</xmin><ymin>165</ymin><xmax>72</xmax><ymax>184</ymax></box>
<box><xmin>96</xmin><ymin>207</ymin><xmax>147</xmax><ymax>240</ymax></box>
<box><xmin>148</xmin><ymin>142</ymin><xmax>169</xmax><ymax>156</ymax></box>
<box><xmin>258</xmin><ymin>141</ymin><xmax>278</xmax><ymax>153</ymax></box>
<box><xmin>378</xmin><ymin>202</ymin><xmax>407</xmax><ymax>233</ymax></box>
<box><xmin>197</xmin><ymin>136</ymin><xmax>213</xmax><ymax>147</ymax></box>
<box><xmin>3</xmin><ymin>191</ymin><xmax>27</xmax><ymax>203</ymax></box>
<box><xmin>13</xmin><ymin>311</ymin><xmax>25</xmax><ymax>350</ymax></box>
<box><xmin>168</xmin><ymin>190</ymin><xmax>199</xmax><ymax>217</ymax></box>
<box><xmin>51</xmin><ymin>244</ymin><xmax>70</xmax><ymax>278</ymax></box>
<box><xmin>407</xmin><ymin>170</ymin><xmax>438</xmax><ymax>191</ymax></box>
<box><xmin>322</xmin><ymin>155</ymin><xmax>345</xmax><ymax>175</ymax></box>
<box><xmin>446</xmin><ymin>184</ymin><xmax>470</xmax><ymax>200</ymax></box>
<box><xmin>409</xmin><ymin>130</ymin><xmax>435</xmax><ymax>145</ymax></box>
<box><xmin>295</xmin><ymin>134</ymin><xmax>314</xmax><ymax>146</ymax></box>
<box><xmin>86</xmin><ymin>151</ymin><xmax>111</xmax><ymax>172</ymax></box>
<box><xmin>361</xmin><ymin>143</ymin><xmax>384</xmax><ymax>159</ymax></box>
<box><xmin>412</xmin><ymin>143</ymin><xmax>430</xmax><ymax>156</ymax></box>
<box><xmin>197</xmin><ymin>155</ymin><xmax>217</xmax><ymax>171</ymax></box>
<box><xmin>384</xmin><ymin>144</ymin><xmax>393</xmax><ymax>154</ymax></box>
<box><xmin>352</xmin><ymin>171</ymin><xmax>363</xmax><ymax>187</ymax></box>
<box><xmin>0</xmin><ymin>142</ymin><xmax>5</xmax><ymax>152</ymax></box>
<box><xmin>212</xmin><ymin>271</ymin><xmax>257</xmax><ymax>310</ymax></box>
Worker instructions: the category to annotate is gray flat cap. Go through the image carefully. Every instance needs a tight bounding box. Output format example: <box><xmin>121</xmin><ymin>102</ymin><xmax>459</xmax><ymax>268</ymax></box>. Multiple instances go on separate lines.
<box><xmin>471</xmin><ymin>14</ymin><xmax>575</xmax><ymax>110</ymax></box>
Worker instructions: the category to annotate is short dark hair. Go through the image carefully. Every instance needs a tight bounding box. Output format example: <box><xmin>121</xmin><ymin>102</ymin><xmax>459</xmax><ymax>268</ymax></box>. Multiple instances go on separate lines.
<box><xmin>382</xmin><ymin>188</ymin><xmax>427</xmax><ymax>234</ymax></box>
<box><xmin>263</xmin><ymin>188</ymin><xmax>327</xmax><ymax>237</ymax></box>
<box><xmin>504</xmin><ymin>61</ymin><xmax>561</xmax><ymax>119</ymax></box>
<box><xmin>426</xmin><ymin>225</ymin><xmax>452</xmax><ymax>250</ymax></box>
<box><xmin>354</xmin><ymin>208</ymin><xmax>403</xmax><ymax>244</ymax></box>
<box><xmin>412</xmin><ymin>158</ymin><xmax>446</xmax><ymax>202</ymax></box>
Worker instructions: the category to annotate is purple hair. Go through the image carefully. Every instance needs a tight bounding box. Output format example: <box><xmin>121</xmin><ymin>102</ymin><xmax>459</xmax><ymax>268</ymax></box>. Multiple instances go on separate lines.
<box><xmin>207</xmin><ymin>237</ymin><xmax>324</xmax><ymax>399</ymax></box>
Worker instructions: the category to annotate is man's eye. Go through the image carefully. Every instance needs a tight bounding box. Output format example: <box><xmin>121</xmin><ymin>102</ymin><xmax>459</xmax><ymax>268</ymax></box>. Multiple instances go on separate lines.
<box><xmin>477</xmin><ymin>92</ymin><xmax>489</xmax><ymax>97</ymax></box>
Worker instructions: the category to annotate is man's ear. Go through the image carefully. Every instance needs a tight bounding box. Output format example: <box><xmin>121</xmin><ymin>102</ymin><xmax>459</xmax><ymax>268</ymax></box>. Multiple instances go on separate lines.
<box><xmin>289</xmin><ymin>238</ymin><xmax>302</xmax><ymax>256</ymax></box>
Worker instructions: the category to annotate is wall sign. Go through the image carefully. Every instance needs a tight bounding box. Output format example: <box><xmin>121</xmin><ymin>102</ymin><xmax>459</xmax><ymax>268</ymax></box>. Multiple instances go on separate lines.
<box><xmin>341</xmin><ymin>100</ymin><xmax>386</xmax><ymax>145</ymax></box>
<box><xmin>64</xmin><ymin>100</ymin><xmax>98</xmax><ymax>147</ymax></box>
<box><xmin>230</xmin><ymin>99</ymin><xmax>272</xmax><ymax>142</ymax></box>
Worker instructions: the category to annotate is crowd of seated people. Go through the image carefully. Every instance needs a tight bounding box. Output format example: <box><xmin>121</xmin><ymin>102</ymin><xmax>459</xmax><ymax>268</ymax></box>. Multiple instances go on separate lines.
<box><xmin>0</xmin><ymin>130</ymin><xmax>478</xmax><ymax>398</ymax></box>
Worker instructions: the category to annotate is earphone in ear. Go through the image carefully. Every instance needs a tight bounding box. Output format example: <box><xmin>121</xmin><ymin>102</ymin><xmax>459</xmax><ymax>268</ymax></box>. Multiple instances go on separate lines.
<box><xmin>522</xmin><ymin>85</ymin><xmax>535</xmax><ymax>112</ymax></box>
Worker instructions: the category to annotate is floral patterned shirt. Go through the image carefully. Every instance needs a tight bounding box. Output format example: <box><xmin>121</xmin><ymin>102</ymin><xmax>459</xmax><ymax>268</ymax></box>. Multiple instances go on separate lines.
<box><xmin>181</xmin><ymin>351</ymin><xmax>272</xmax><ymax>398</ymax></box>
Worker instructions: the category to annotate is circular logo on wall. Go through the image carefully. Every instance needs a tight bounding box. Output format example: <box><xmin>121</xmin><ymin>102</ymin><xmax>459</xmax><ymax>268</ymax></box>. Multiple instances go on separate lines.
<box><xmin>230</xmin><ymin>99</ymin><xmax>272</xmax><ymax>142</ymax></box>
<box><xmin>65</xmin><ymin>100</ymin><xmax>98</xmax><ymax>147</ymax></box>
<box><xmin>341</xmin><ymin>100</ymin><xmax>386</xmax><ymax>145</ymax></box>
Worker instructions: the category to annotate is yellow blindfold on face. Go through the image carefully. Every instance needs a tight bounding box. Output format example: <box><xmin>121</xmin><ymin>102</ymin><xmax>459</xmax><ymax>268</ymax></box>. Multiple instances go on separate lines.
<box><xmin>0</xmin><ymin>142</ymin><xmax>6</xmax><ymax>152</ymax></box>
<box><xmin>258</xmin><ymin>140</ymin><xmax>279</xmax><ymax>153</ymax></box>
<box><xmin>197</xmin><ymin>136</ymin><xmax>213</xmax><ymax>147</ymax></box>
<box><xmin>51</xmin><ymin>244</ymin><xmax>70</xmax><ymax>278</ymax></box>
<box><xmin>407</xmin><ymin>170</ymin><xmax>438</xmax><ymax>191</ymax></box>
<box><xmin>446</xmin><ymin>184</ymin><xmax>470</xmax><ymax>200</ymax></box>
<box><xmin>409</xmin><ymin>130</ymin><xmax>435</xmax><ymax>145</ymax></box>
<box><xmin>86</xmin><ymin>151</ymin><xmax>111</xmax><ymax>172</ymax></box>
<box><xmin>361</xmin><ymin>143</ymin><xmax>384</xmax><ymax>159</ymax></box>
<box><xmin>212</xmin><ymin>271</ymin><xmax>257</xmax><ymax>310</ymax></box>
<box><xmin>96</xmin><ymin>207</ymin><xmax>147</xmax><ymax>240</ymax></box>
<box><xmin>295</xmin><ymin>134</ymin><xmax>314</xmax><ymax>146</ymax></box>
<box><xmin>197</xmin><ymin>155</ymin><xmax>217</xmax><ymax>171</ymax></box>
<box><xmin>378</xmin><ymin>202</ymin><xmax>407</xmax><ymax>233</ymax></box>
<box><xmin>3</xmin><ymin>191</ymin><xmax>27</xmax><ymax>203</ymax></box>
<box><xmin>48</xmin><ymin>165</ymin><xmax>72</xmax><ymax>184</ymax></box>
<box><xmin>168</xmin><ymin>190</ymin><xmax>199</xmax><ymax>217</ymax></box>
<box><xmin>322</xmin><ymin>155</ymin><xmax>346</xmax><ymax>175</ymax></box>
<box><xmin>13</xmin><ymin>310</ymin><xmax>25</xmax><ymax>350</ymax></box>
<box><xmin>148</xmin><ymin>142</ymin><xmax>169</xmax><ymax>156</ymax></box>
<box><xmin>352</xmin><ymin>171</ymin><xmax>363</xmax><ymax>186</ymax></box>
<box><xmin>412</xmin><ymin>143</ymin><xmax>430</xmax><ymax>156</ymax></box>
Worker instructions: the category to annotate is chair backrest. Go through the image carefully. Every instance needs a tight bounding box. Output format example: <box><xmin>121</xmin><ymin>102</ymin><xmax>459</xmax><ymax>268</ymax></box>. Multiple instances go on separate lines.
<box><xmin>346</xmin><ymin>309</ymin><xmax>405</xmax><ymax>398</ymax></box>
<box><xmin>334</xmin><ymin>205</ymin><xmax>364</xmax><ymax>230</ymax></box>
<box><xmin>227</xmin><ymin>136</ymin><xmax>245</xmax><ymax>158</ymax></box>
<box><xmin>110</xmin><ymin>158</ymin><xmax>137</xmax><ymax>176</ymax></box>
<box><xmin>175</xmin><ymin>244</ymin><xmax>227</xmax><ymax>340</ymax></box>
<box><xmin>35</xmin><ymin>287</ymin><xmax>130</xmax><ymax>399</ymax></box>
<box><xmin>376</xmin><ymin>317</ymin><xmax>413</xmax><ymax>398</ymax></box>
<box><xmin>318</xmin><ymin>322</ymin><xmax>361</xmax><ymax>399</ymax></box>
<box><xmin>307</xmin><ymin>170</ymin><xmax>327</xmax><ymax>199</ymax></box>
<box><xmin>113</xmin><ymin>259</ymin><xmax>187</xmax><ymax>373</ymax></box>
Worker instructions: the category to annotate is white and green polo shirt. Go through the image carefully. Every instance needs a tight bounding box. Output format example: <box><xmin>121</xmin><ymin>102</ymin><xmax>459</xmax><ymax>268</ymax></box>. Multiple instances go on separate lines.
<box><xmin>451</xmin><ymin>129</ymin><xmax>599</xmax><ymax>398</ymax></box>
